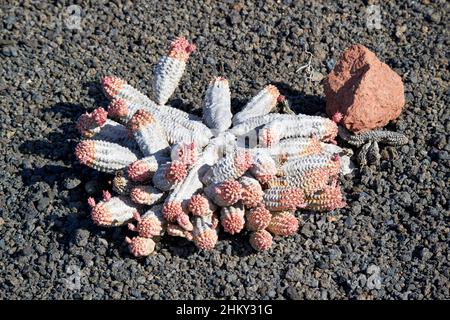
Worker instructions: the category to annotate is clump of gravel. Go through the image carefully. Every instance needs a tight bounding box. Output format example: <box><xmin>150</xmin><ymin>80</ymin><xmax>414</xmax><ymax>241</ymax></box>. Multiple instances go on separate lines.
<box><xmin>0</xmin><ymin>1</ymin><xmax>448</xmax><ymax>299</ymax></box>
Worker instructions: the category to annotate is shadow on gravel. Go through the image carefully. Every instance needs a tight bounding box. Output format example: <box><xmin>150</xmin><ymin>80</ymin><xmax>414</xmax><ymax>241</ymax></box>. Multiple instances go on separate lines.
<box><xmin>19</xmin><ymin>102</ymin><xmax>86</xmax><ymax>187</ymax></box>
<box><xmin>17</xmin><ymin>82</ymin><xmax>116</xmax><ymax>253</ymax></box>
<box><xmin>19</xmin><ymin>81</ymin><xmax>110</xmax><ymax>187</ymax></box>
<box><xmin>274</xmin><ymin>81</ymin><xmax>326</xmax><ymax>115</ymax></box>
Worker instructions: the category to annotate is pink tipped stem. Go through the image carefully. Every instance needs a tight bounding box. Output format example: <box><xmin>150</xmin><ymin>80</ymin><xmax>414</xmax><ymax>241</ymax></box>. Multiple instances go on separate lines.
<box><xmin>87</xmin><ymin>197</ymin><xmax>96</xmax><ymax>208</ymax></box>
<box><xmin>102</xmin><ymin>190</ymin><xmax>112</xmax><ymax>201</ymax></box>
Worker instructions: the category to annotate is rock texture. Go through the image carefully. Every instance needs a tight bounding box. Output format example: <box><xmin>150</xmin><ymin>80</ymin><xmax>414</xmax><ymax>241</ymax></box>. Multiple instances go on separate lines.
<box><xmin>324</xmin><ymin>44</ymin><xmax>405</xmax><ymax>132</ymax></box>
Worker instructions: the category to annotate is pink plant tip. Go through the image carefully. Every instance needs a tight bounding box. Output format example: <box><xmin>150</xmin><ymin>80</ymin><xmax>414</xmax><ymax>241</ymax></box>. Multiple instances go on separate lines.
<box><xmin>128</xmin><ymin>160</ymin><xmax>153</xmax><ymax>182</ymax></box>
<box><xmin>194</xmin><ymin>229</ymin><xmax>218</xmax><ymax>250</ymax></box>
<box><xmin>249</xmin><ymin>230</ymin><xmax>273</xmax><ymax>252</ymax></box>
<box><xmin>126</xmin><ymin>236</ymin><xmax>155</xmax><ymax>257</ymax></box>
<box><xmin>168</xmin><ymin>37</ymin><xmax>196</xmax><ymax>61</ymax></box>
<box><xmin>108</xmin><ymin>99</ymin><xmax>128</xmax><ymax>118</ymax></box>
<box><xmin>87</xmin><ymin>197</ymin><xmax>96</xmax><ymax>208</ymax></box>
<box><xmin>166</xmin><ymin>161</ymin><xmax>188</xmax><ymax>183</ymax></box>
<box><xmin>221</xmin><ymin>209</ymin><xmax>245</xmax><ymax>235</ymax></box>
<box><xmin>246</xmin><ymin>206</ymin><xmax>271</xmax><ymax>231</ymax></box>
<box><xmin>103</xmin><ymin>76</ymin><xmax>125</xmax><ymax>99</ymax></box>
<box><xmin>75</xmin><ymin>140</ymin><xmax>95</xmax><ymax>166</ymax></box>
<box><xmin>332</xmin><ymin>112</ymin><xmax>343</xmax><ymax>123</ymax></box>
<box><xmin>177</xmin><ymin>213</ymin><xmax>193</xmax><ymax>232</ymax></box>
<box><xmin>163</xmin><ymin>201</ymin><xmax>184</xmax><ymax>222</ymax></box>
<box><xmin>215</xmin><ymin>180</ymin><xmax>242</xmax><ymax>205</ymax></box>
<box><xmin>188</xmin><ymin>194</ymin><xmax>212</xmax><ymax>216</ymax></box>
<box><xmin>102</xmin><ymin>190</ymin><xmax>112</xmax><ymax>201</ymax></box>
<box><xmin>76</xmin><ymin>107</ymin><xmax>108</xmax><ymax>137</ymax></box>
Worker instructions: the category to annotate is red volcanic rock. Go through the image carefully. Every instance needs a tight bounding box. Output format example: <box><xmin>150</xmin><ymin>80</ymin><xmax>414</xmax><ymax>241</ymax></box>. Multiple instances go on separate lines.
<box><xmin>324</xmin><ymin>44</ymin><xmax>405</xmax><ymax>132</ymax></box>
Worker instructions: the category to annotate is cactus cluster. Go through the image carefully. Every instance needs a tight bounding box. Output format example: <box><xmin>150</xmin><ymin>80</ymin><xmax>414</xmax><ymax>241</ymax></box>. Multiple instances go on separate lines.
<box><xmin>75</xmin><ymin>37</ymin><xmax>348</xmax><ymax>257</ymax></box>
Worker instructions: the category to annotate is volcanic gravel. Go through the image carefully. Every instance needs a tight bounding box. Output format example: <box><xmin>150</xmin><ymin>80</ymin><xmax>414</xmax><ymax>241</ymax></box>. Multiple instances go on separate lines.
<box><xmin>0</xmin><ymin>0</ymin><xmax>448</xmax><ymax>300</ymax></box>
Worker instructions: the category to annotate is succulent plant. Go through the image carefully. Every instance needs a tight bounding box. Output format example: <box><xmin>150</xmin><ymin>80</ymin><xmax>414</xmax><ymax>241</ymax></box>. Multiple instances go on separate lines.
<box><xmin>74</xmin><ymin>37</ymin><xmax>348</xmax><ymax>257</ymax></box>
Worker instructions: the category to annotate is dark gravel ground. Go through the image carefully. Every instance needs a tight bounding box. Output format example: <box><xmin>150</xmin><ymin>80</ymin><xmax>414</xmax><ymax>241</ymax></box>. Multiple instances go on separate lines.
<box><xmin>0</xmin><ymin>0</ymin><xmax>448</xmax><ymax>300</ymax></box>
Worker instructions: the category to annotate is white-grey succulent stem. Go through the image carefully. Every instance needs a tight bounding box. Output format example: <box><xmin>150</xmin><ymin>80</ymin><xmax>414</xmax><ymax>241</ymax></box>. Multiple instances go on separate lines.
<box><xmin>133</xmin><ymin>185</ymin><xmax>165</xmax><ymax>205</ymax></box>
<box><xmin>91</xmin><ymin>119</ymin><xmax>141</xmax><ymax>154</ymax></box>
<box><xmin>279</xmin><ymin>154</ymin><xmax>336</xmax><ymax>177</ymax></box>
<box><xmin>142</xmin><ymin>204</ymin><xmax>165</xmax><ymax>222</ymax></box>
<box><xmin>122</xmin><ymin>99</ymin><xmax>211</xmax><ymax>147</ymax></box>
<box><xmin>220</xmin><ymin>203</ymin><xmax>245</xmax><ymax>224</ymax></box>
<box><xmin>153</xmin><ymin>56</ymin><xmax>186</xmax><ymax>105</ymax></box>
<box><xmin>259</xmin><ymin>116</ymin><xmax>337</xmax><ymax>147</ymax></box>
<box><xmin>165</xmin><ymin>134</ymin><xmax>233</xmax><ymax>208</ymax></box>
<box><xmin>95</xmin><ymin>196</ymin><xmax>138</xmax><ymax>226</ymax></box>
<box><xmin>248</xmin><ymin>148</ymin><xmax>278</xmax><ymax>182</ymax></box>
<box><xmin>132</xmin><ymin>121</ymin><xmax>170</xmax><ymax>158</ymax></box>
<box><xmin>77</xmin><ymin>140</ymin><xmax>139</xmax><ymax>173</ymax></box>
<box><xmin>268</xmin><ymin>137</ymin><xmax>320</xmax><ymax>159</ymax></box>
<box><xmin>202</xmin><ymin>77</ymin><xmax>232</xmax><ymax>133</ymax></box>
<box><xmin>228</xmin><ymin>113</ymin><xmax>289</xmax><ymax>137</ymax></box>
<box><xmin>232</xmin><ymin>85</ymin><xmax>280</xmax><ymax>125</ymax></box>
<box><xmin>152</xmin><ymin>162</ymin><xmax>181</xmax><ymax>191</ymax></box>
<box><xmin>201</xmin><ymin>150</ymin><xmax>251</xmax><ymax>185</ymax></box>
<box><xmin>192</xmin><ymin>214</ymin><xmax>215</xmax><ymax>237</ymax></box>
<box><xmin>262</xmin><ymin>187</ymin><xmax>301</xmax><ymax>212</ymax></box>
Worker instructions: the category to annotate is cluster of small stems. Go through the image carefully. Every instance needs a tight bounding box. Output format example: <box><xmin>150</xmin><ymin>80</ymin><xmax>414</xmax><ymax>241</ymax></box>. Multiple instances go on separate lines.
<box><xmin>74</xmin><ymin>37</ymin><xmax>348</xmax><ymax>257</ymax></box>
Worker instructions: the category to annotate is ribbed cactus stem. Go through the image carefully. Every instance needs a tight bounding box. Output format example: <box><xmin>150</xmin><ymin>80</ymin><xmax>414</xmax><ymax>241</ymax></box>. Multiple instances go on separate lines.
<box><xmin>128</xmin><ymin>205</ymin><xmax>165</xmax><ymax>238</ymax></box>
<box><xmin>259</xmin><ymin>116</ymin><xmax>338</xmax><ymax>147</ymax></box>
<box><xmin>152</xmin><ymin>161</ymin><xmax>188</xmax><ymax>191</ymax></box>
<box><xmin>192</xmin><ymin>214</ymin><xmax>218</xmax><ymax>250</ymax></box>
<box><xmin>239</xmin><ymin>175</ymin><xmax>264</xmax><ymax>208</ymax></box>
<box><xmin>220</xmin><ymin>203</ymin><xmax>245</xmax><ymax>235</ymax></box>
<box><xmin>246</xmin><ymin>205</ymin><xmax>271</xmax><ymax>231</ymax></box>
<box><xmin>267</xmin><ymin>167</ymin><xmax>331</xmax><ymax>195</ymax></box>
<box><xmin>75</xmin><ymin>140</ymin><xmax>138</xmax><ymax>173</ymax></box>
<box><xmin>263</xmin><ymin>187</ymin><xmax>305</xmax><ymax>212</ymax></box>
<box><xmin>249</xmin><ymin>149</ymin><xmax>278</xmax><ymax>184</ymax></box>
<box><xmin>232</xmin><ymin>85</ymin><xmax>280</xmax><ymax>125</ymax></box>
<box><xmin>201</xmin><ymin>150</ymin><xmax>253</xmax><ymax>185</ymax></box>
<box><xmin>125</xmin><ymin>236</ymin><xmax>156</xmax><ymax>257</ymax></box>
<box><xmin>127</xmin><ymin>155</ymin><xmax>165</xmax><ymax>182</ymax></box>
<box><xmin>229</xmin><ymin>113</ymin><xmax>288</xmax><ymax>137</ymax></box>
<box><xmin>165</xmin><ymin>134</ymin><xmax>230</xmax><ymax>210</ymax></box>
<box><xmin>203</xmin><ymin>76</ymin><xmax>232</xmax><ymax>133</ymax></box>
<box><xmin>128</xmin><ymin>109</ymin><xmax>169</xmax><ymax>157</ymax></box>
<box><xmin>249</xmin><ymin>230</ymin><xmax>273</xmax><ymax>251</ymax></box>
<box><xmin>266</xmin><ymin>211</ymin><xmax>299</xmax><ymax>236</ymax></box>
<box><xmin>269</xmin><ymin>137</ymin><xmax>322</xmax><ymax>164</ymax></box>
<box><xmin>130</xmin><ymin>185</ymin><xmax>165</xmax><ymax>205</ymax></box>
<box><xmin>205</xmin><ymin>180</ymin><xmax>243</xmax><ymax>207</ymax></box>
<box><xmin>171</xmin><ymin>142</ymin><xmax>199</xmax><ymax>166</ymax></box>
<box><xmin>188</xmin><ymin>194</ymin><xmax>216</xmax><ymax>217</ymax></box>
<box><xmin>278</xmin><ymin>154</ymin><xmax>341</xmax><ymax>178</ymax></box>
<box><xmin>90</xmin><ymin>196</ymin><xmax>138</xmax><ymax>227</ymax></box>
<box><xmin>153</xmin><ymin>37</ymin><xmax>196</xmax><ymax>105</ymax></box>
<box><xmin>305</xmin><ymin>180</ymin><xmax>346</xmax><ymax>212</ymax></box>
<box><xmin>166</xmin><ymin>223</ymin><xmax>193</xmax><ymax>240</ymax></box>
<box><xmin>76</xmin><ymin>107</ymin><xmax>108</xmax><ymax>138</ymax></box>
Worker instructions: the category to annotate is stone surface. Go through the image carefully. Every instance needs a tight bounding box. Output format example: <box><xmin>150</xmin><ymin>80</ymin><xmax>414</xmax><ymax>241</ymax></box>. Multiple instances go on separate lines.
<box><xmin>324</xmin><ymin>44</ymin><xmax>405</xmax><ymax>132</ymax></box>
